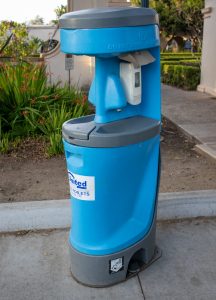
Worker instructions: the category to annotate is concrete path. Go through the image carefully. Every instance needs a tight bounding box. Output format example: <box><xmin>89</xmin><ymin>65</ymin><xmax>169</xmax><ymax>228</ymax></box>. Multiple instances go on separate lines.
<box><xmin>1</xmin><ymin>190</ymin><xmax>216</xmax><ymax>233</ymax></box>
<box><xmin>162</xmin><ymin>85</ymin><xmax>216</xmax><ymax>160</ymax></box>
<box><xmin>1</xmin><ymin>219</ymin><xmax>216</xmax><ymax>300</ymax></box>
<box><xmin>139</xmin><ymin>219</ymin><xmax>216</xmax><ymax>300</ymax></box>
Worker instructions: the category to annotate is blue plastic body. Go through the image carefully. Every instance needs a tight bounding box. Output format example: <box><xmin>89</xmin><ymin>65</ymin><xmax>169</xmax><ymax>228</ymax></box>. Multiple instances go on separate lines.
<box><xmin>61</xmin><ymin>23</ymin><xmax>161</xmax><ymax>256</ymax></box>
<box><xmin>60</xmin><ymin>25</ymin><xmax>159</xmax><ymax>56</ymax></box>
<box><xmin>60</xmin><ymin>26</ymin><xmax>160</xmax><ymax>123</ymax></box>
<box><xmin>64</xmin><ymin>136</ymin><xmax>160</xmax><ymax>255</ymax></box>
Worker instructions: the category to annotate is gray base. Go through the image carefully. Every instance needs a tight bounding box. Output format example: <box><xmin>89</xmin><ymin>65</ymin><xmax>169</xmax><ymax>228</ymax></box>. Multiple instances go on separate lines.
<box><xmin>69</xmin><ymin>218</ymin><xmax>160</xmax><ymax>287</ymax></box>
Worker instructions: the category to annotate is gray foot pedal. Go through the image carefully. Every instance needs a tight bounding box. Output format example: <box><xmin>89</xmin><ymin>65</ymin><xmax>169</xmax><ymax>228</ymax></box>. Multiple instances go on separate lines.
<box><xmin>127</xmin><ymin>246</ymin><xmax>162</xmax><ymax>279</ymax></box>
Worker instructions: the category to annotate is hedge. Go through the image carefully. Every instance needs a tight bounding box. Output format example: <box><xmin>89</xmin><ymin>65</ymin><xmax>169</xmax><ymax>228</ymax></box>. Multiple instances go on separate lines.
<box><xmin>161</xmin><ymin>52</ymin><xmax>201</xmax><ymax>56</ymax></box>
<box><xmin>161</xmin><ymin>60</ymin><xmax>182</xmax><ymax>65</ymax></box>
<box><xmin>180</xmin><ymin>60</ymin><xmax>200</xmax><ymax>67</ymax></box>
<box><xmin>160</xmin><ymin>56</ymin><xmax>200</xmax><ymax>61</ymax></box>
<box><xmin>161</xmin><ymin>60</ymin><xmax>200</xmax><ymax>67</ymax></box>
<box><xmin>161</xmin><ymin>64</ymin><xmax>200</xmax><ymax>90</ymax></box>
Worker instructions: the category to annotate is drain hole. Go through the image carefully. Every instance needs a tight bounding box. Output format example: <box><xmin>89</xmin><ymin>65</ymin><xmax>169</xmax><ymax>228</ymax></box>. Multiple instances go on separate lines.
<box><xmin>127</xmin><ymin>248</ymin><xmax>146</xmax><ymax>275</ymax></box>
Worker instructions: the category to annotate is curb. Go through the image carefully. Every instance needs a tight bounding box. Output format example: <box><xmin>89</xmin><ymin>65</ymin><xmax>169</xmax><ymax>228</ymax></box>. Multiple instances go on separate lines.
<box><xmin>195</xmin><ymin>143</ymin><xmax>216</xmax><ymax>161</ymax></box>
<box><xmin>0</xmin><ymin>190</ymin><xmax>216</xmax><ymax>233</ymax></box>
<box><xmin>0</xmin><ymin>200</ymin><xmax>70</xmax><ymax>233</ymax></box>
<box><xmin>158</xmin><ymin>190</ymin><xmax>216</xmax><ymax>220</ymax></box>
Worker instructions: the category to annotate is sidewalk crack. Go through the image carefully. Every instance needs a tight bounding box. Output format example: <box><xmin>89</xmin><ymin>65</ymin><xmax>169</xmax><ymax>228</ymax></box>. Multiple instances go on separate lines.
<box><xmin>137</xmin><ymin>273</ymin><xmax>146</xmax><ymax>300</ymax></box>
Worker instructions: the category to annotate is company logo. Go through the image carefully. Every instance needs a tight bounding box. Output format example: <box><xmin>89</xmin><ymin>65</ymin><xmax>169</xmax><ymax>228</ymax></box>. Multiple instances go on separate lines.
<box><xmin>109</xmin><ymin>257</ymin><xmax>124</xmax><ymax>274</ymax></box>
<box><xmin>68</xmin><ymin>172</ymin><xmax>87</xmax><ymax>190</ymax></box>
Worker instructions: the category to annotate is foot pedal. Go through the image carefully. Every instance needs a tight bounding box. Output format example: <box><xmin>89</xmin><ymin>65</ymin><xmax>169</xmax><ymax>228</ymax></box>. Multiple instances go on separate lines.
<box><xmin>127</xmin><ymin>246</ymin><xmax>162</xmax><ymax>278</ymax></box>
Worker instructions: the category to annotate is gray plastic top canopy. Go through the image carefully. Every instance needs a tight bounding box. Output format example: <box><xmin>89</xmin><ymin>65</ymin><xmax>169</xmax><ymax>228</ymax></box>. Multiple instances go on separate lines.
<box><xmin>59</xmin><ymin>7</ymin><xmax>159</xmax><ymax>29</ymax></box>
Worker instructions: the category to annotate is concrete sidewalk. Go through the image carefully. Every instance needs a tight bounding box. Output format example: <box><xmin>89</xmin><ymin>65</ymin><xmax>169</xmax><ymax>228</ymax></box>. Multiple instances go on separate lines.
<box><xmin>1</xmin><ymin>219</ymin><xmax>216</xmax><ymax>300</ymax></box>
<box><xmin>0</xmin><ymin>191</ymin><xmax>216</xmax><ymax>299</ymax></box>
<box><xmin>162</xmin><ymin>85</ymin><xmax>216</xmax><ymax>160</ymax></box>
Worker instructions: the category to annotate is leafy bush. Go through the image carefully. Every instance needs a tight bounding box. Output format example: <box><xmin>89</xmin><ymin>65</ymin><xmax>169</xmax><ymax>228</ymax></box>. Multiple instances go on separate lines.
<box><xmin>160</xmin><ymin>52</ymin><xmax>201</xmax><ymax>90</ymax></box>
<box><xmin>161</xmin><ymin>59</ymin><xmax>200</xmax><ymax>66</ymax></box>
<box><xmin>0</xmin><ymin>62</ymin><xmax>90</xmax><ymax>156</ymax></box>
<box><xmin>161</xmin><ymin>64</ymin><xmax>200</xmax><ymax>90</ymax></box>
<box><xmin>180</xmin><ymin>60</ymin><xmax>200</xmax><ymax>67</ymax></box>
<box><xmin>0</xmin><ymin>133</ymin><xmax>10</xmax><ymax>153</ymax></box>
<box><xmin>0</xmin><ymin>62</ymin><xmax>48</xmax><ymax>136</ymax></box>
<box><xmin>161</xmin><ymin>52</ymin><xmax>201</xmax><ymax>56</ymax></box>
<box><xmin>161</xmin><ymin>56</ymin><xmax>200</xmax><ymax>61</ymax></box>
<box><xmin>36</xmin><ymin>102</ymin><xmax>89</xmax><ymax>156</ymax></box>
<box><xmin>0</xmin><ymin>21</ymin><xmax>41</xmax><ymax>58</ymax></box>
<box><xmin>161</xmin><ymin>60</ymin><xmax>182</xmax><ymax>66</ymax></box>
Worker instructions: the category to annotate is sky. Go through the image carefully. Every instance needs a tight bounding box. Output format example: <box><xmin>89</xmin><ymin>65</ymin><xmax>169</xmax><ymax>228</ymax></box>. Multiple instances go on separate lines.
<box><xmin>0</xmin><ymin>0</ymin><xmax>67</xmax><ymax>24</ymax></box>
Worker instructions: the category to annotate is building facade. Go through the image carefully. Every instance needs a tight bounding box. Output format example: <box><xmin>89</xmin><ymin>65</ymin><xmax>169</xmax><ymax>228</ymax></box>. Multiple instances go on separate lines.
<box><xmin>198</xmin><ymin>0</ymin><xmax>216</xmax><ymax>97</ymax></box>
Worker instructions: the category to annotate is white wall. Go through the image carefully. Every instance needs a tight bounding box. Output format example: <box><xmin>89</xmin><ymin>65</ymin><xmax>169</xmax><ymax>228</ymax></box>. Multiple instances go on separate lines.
<box><xmin>28</xmin><ymin>0</ymin><xmax>130</xmax><ymax>88</ymax></box>
<box><xmin>72</xmin><ymin>0</ymin><xmax>107</xmax><ymax>10</ymax></box>
<box><xmin>28</xmin><ymin>26</ymin><xmax>93</xmax><ymax>88</ymax></box>
<box><xmin>28</xmin><ymin>1</ymin><xmax>110</xmax><ymax>88</ymax></box>
<box><xmin>198</xmin><ymin>0</ymin><xmax>216</xmax><ymax>96</ymax></box>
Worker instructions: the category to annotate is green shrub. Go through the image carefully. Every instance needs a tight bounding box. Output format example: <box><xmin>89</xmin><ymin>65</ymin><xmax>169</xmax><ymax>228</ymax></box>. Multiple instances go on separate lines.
<box><xmin>161</xmin><ymin>56</ymin><xmax>200</xmax><ymax>61</ymax></box>
<box><xmin>161</xmin><ymin>52</ymin><xmax>201</xmax><ymax>56</ymax></box>
<box><xmin>36</xmin><ymin>102</ymin><xmax>89</xmax><ymax>156</ymax></box>
<box><xmin>0</xmin><ymin>62</ymin><xmax>48</xmax><ymax>136</ymax></box>
<box><xmin>161</xmin><ymin>64</ymin><xmax>200</xmax><ymax>90</ymax></box>
<box><xmin>0</xmin><ymin>62</ymin><xmax>90</xmax><ymax>156</ymax></box>
<box><xmin>48</xmin><ymin>133</ymin><xmax>64</xmax><ymax>156</ymax></box>
<box><xmin>161</xmin><ymin>60</ymin><xmax>200</xmax><ymax>67</ymax></box>
<box><xmin>161</xmin><ymin>60</ymin><xmax>182</xmax><ymax>66</ymax></box>
<box><xmin>0</xmin><ymin>21</ymin><xmax>41</xmax><ymax>59</ymax></box>
<box><xmin>160</xmin><ymin>52</ymin><xmax>201</xmax><ymax>90</ymax></box>
<box><xmin>180</xmin><ymin>60</ymin><xmax>200</xmax><ymax>67</ymax></box>
<box><xmin>161</xmin><ymin>53</ymin><xmax>201</xmax><ymax>64</ymax></box>
<box><xmin>0</xmin><ymin>132</ymin><xmax>10</xmax><ymax>153</ymax></box>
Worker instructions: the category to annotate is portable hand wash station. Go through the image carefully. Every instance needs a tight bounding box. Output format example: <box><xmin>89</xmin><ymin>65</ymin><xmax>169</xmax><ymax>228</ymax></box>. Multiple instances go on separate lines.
<box><xmin>60</xmin><ymin>7</ymin><xmax>161</xmax><ymax>287</ymax></box>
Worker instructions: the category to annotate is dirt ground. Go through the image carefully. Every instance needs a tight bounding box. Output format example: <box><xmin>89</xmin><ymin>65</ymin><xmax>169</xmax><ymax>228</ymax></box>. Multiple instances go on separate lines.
<box><xmin>0</xmin><ymin>119</ymin><xmax>216</xmax><ymax>203</ymax></box>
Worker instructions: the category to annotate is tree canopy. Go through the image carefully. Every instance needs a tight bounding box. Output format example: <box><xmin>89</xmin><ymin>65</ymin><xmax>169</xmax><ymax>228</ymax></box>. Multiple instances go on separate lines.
<box><xmin>29</xmin><ymin>15</ymin><xmax>44</xmax><ymax>26</ymax></box>
<box><xmin>52</xmin><ymin>5</ymin><xmax>67</xmax><ymax>25</ymax></box>
<box><xmin>131</xmin><ymin>0</ymin><xmax>204</xmax><ymax>44</ymax></box>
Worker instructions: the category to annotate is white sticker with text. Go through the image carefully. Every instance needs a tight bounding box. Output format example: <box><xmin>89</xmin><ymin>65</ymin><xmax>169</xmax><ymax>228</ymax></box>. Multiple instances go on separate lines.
<box><xmin>68</xmin><ymin>171</ymin><xmax>95</xmax><ymax>201</ymax></box>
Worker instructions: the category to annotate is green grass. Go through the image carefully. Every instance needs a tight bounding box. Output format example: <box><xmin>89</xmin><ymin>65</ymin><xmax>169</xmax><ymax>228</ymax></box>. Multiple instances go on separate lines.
<box><xmin>0</xmin><ymin>133</ymin><xmax>10</xmax><ymax>153</ymax></box>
